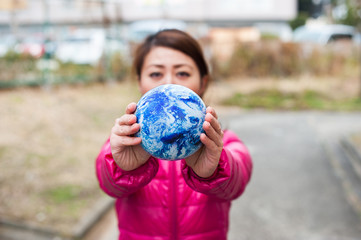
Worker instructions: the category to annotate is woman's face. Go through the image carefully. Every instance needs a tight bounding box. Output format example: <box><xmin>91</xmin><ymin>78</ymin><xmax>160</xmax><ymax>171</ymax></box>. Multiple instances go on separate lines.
<box><xmin>139</xmin><ymin>46</ymin><xmax>207</xmax><ymax>96</ymax></box>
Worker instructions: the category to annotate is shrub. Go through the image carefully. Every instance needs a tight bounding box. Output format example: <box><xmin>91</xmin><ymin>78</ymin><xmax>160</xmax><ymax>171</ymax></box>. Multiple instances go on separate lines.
<box><xmin>0</xmin><ymin>50</ymin><xmax>131</xmax><ymax>89</ymax></box>
<box><xmin>109</xmin><ymin>52</ymin><xmax>130</xmax><ymax>81</ymax></box>
<box><xmin>211</xmin><ymin>40</ymin><xmax>359</xmax><ymax>79</ymax></box>
<box><xmin>222</xmin><ymin>41</ymin><xmax>302</xmax><ymax>78</ymax></box>
<box><xmin>0</xmin><ymin>51</ymin><xmax>40</xmax><ymax>88</ymax></box>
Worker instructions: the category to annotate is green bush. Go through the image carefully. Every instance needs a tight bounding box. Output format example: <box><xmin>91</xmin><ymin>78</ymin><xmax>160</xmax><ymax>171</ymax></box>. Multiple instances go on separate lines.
<box><xmin>0</xmin><ymin>50</ymin><xmax>131</xmax><ymax>89</ymax></box>
<box><xmin>289</xmin><ymin>13</ymin><xmax>309</xmax><ymax>30</ymax></box>
<box><xmin>0</xmin><ymin>51</ymin><xmax>40</xmax><ymax>88</ymax></box>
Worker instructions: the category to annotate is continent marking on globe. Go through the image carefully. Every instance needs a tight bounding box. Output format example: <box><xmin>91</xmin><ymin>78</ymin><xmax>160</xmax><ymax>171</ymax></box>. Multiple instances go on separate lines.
<box><xmin>135</xmin><ymin>84</ymin><xmax>206</xmax><ymax>160</ymax></box>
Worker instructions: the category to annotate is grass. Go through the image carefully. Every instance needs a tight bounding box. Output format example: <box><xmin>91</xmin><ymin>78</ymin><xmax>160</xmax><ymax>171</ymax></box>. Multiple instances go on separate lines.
<box><xmin>42</xmin><ymin>185</ymin><xmax>82</xmax><ymax>204</ymax></box>
<box><xmin>222</xmin><ymin>89</ymin><xmax>361</xmax><ymax>111</ymax></box>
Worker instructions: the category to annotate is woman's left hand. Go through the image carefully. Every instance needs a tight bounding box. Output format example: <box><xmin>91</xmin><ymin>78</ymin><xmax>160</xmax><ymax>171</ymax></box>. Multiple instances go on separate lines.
<box><xmin>185</xmin><ymin>106</ymin><xmax>224</xmax><ymax>178</ymax></box>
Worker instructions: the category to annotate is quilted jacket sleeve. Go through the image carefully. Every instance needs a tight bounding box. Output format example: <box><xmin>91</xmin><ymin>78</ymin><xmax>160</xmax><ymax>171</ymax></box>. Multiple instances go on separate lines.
<box><xmin>95</xmin><ymin>138</ymin><xmax>159</xmax><ymax>198</ymax></box>
<box><xmin>181</xmin><ymin>130</ymin><xmax>252</xmax><ymax>200</ymax></box>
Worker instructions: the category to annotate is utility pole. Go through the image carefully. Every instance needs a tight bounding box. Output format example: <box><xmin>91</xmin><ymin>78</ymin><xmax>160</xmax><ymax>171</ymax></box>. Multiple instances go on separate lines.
<box><xmin>100</xmin><ymin>0</ymin><xmax>111</xmax><ymax>82</ymax></box>
<box><xmin>42</xmin><ymin>0</ymin><xmax>51</xmax><ymax>88</ymax></box>
<box><xmin>359</xmin><ymin>29</ymin><xmax>361</xmax><ymax>99</ymax></box>
<box><xmin>9</xmin><ymin>8</ymin><xmax>18</xmax><ymax>39</ymax></box>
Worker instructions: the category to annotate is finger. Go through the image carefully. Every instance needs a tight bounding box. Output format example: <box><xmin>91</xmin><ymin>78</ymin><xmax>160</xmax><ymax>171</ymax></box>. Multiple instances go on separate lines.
<box><xmin>115</xmin><ymin>114</ymin><xmax>137</xmax><ymax>126</ymax></box>
<box><xmin>113</xmin><ymin>135</ymin><xmax>142</xmax><ymax>146</ymax></box>
<box><xmin>203</xmin><ymin>121</ymin><xmax>223</xmax><ymax>147</ymax></box>
<box><xmin>125</xmin><ymin>102</ymin><xmax>137</xmax><ymax>114</ymax></box>
<box><xmin>205</xmin><ymin>113</ymin><xmax>223</xmax><ymax>136</ymax></box>
<box><xmin>206</xmin><ymin>106</ymin><xmax>218</xmax><ymax>119</ymax></box>
<box><xmin>112</xmin><ymin>123</ymin><xmax>140</xmax><ymax>136</ymax></box>
<box><xmin>200</xmin><ymin>133</ymin><xmax>218</xmax><ymax>149</ymax></box>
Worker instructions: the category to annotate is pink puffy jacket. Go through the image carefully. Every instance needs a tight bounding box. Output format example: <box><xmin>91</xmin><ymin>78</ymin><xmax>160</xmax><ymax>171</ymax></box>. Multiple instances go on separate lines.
<box><xmin>96</xmin><ymin>130</ymin><xmax>252</xmax><ymax>240</ymax></box>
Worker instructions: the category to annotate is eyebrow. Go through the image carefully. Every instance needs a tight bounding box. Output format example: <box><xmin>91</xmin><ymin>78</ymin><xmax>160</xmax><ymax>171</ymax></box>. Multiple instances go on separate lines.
<box><xmin>147</xmin><ymin>64</ymin><xmax>194</xmax><ymax>69</ymax></box>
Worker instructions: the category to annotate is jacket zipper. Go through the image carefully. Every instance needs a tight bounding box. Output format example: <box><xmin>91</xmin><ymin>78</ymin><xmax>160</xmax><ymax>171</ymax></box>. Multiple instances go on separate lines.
<box><xmin>169</xmin><ymin>161</ymin><xmax>178</xmax><ymax>240</ymax></box>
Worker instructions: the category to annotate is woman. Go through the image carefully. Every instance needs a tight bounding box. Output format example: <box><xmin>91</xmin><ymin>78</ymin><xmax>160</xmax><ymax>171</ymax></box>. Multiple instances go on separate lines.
<box><xmin>96</xmin><ymin>29</ymin><xmax>252</xmax><ymax>240</ymax></box>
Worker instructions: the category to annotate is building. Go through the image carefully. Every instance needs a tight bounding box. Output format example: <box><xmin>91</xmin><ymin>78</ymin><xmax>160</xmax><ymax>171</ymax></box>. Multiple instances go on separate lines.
<box><xmin>0</xmin><ymin>0</ymin><xmax>297</xmax><ymax>61</ymax></box>
<box><xmin>0</xmin><ymin>0</ymin><xmax>297</xmax><ymax>30</ymax></box>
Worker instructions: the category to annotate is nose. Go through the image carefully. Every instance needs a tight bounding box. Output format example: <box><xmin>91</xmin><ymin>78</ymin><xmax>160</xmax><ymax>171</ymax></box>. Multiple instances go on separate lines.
<box><xmin>164</xmin><ymin>73</ymin><xmax>175</xmax><ymax>85</ymax></box>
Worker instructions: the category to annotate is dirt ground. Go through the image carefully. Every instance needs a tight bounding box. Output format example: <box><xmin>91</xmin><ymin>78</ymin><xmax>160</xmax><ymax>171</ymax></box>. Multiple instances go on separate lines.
<box><xmin>0</xmin><ymin>76</ymin><xmax>360</xmax><ymax>234</ymax></box>
<box><xmin>0</xmin><ymin>81</ymin><xmax>141</xmax><ymax>234</ymax></box>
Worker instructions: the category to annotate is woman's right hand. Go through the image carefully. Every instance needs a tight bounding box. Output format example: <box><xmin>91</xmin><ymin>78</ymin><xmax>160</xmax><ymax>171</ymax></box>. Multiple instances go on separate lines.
<box><xmin>110</xmin><ymin>102</ymin><xmax>151</xmax><ymax>171</ymax></box>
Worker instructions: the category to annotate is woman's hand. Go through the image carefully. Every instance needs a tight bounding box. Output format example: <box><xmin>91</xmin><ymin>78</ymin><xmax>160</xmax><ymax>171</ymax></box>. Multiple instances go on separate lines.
<box><xmin>185</xmin><ymin>106</ymin><xmax>224</xmax><ymax>178</ymax></box>
<box><xmin>110</xmin><ymin>102</ymin><xmax>151</xmax><ymax>171</ymax></box>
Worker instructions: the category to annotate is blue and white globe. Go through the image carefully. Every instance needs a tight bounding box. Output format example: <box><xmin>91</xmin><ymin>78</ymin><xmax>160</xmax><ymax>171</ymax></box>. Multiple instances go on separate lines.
<box><xmin>135</xmin><ymin>84</ymin><xmax>206</xmax><ymax>160</ymax></box>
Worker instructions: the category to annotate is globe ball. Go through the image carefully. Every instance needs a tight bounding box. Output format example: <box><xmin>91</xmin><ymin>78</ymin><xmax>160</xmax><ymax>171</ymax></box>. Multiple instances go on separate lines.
<box><xmin>135</xmin><ymin>84</ymin><xmax>206</xmax><ymax>160</ymax></box>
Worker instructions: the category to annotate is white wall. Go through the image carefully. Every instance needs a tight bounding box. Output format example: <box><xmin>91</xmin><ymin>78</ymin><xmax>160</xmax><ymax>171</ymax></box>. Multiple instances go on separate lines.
<box><xmin>0</xmin><ymin>0</ymin><xmax>297</xmax><ymax>25</ymax></box>
<box><xmin>120</xmin><ymin>0</ymin><xmax>297</xmax><ymax>21</ymax></box>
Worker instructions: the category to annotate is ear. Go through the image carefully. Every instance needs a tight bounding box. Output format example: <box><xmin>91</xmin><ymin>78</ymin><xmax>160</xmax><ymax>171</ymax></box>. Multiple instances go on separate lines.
<box><xmin>199</xmin><ymin>75</ymin><xmax>209</xmax><ymax>97</ymax></box>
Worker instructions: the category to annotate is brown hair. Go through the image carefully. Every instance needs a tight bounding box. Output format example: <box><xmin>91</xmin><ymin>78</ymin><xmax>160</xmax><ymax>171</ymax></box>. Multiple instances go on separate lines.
<box><xmin>133</xmin><ymin>29</ymin><xmax>209</xmax><ymax>88</ymax></box>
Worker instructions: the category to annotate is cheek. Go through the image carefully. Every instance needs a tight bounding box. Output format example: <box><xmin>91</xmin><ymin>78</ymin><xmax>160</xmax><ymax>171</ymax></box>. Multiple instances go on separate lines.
<box><xmin>138</xmin><ymin>76</ymin><xmax>150</xmax><ymax>95</ymax></box>
<box><xmin>139</xmin><ymin>82</ymin><xmax>151</xmax><ymax>95</ymax></box>
<box><xmin>139</xmin><ymin>78</ymin><xmax>163</xmax><ymax>95</ymax></box>
<box><xmin>185</xmin><ymin>77</ymin><xmax>203</xmax><ymax>95</ymax></box>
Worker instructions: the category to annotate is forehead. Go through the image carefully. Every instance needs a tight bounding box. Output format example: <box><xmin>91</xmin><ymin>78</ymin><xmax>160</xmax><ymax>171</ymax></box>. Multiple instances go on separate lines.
<box><xmin>143</xmin><ymin>46</ymin><xmax>196</xmax><ymax>67</ymax></box>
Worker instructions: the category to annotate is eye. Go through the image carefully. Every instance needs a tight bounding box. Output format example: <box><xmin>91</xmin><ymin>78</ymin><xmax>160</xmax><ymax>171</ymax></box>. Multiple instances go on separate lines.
<box><xmin>176</xmin><ymin>71</ymin><xmax>190</xmax><ymax>78</ymax></box>
<box><xmin>149</xmin><ymin>72</ymin><xmax>162</xmax><ymax>79</ymax></box>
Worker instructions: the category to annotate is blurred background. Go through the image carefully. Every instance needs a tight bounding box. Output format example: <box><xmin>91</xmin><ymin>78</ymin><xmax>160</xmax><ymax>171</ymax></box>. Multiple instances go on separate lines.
<box><xmin>0</xmin><ymin>0</ymin><xmax>361</xmax><ymax>239</ymax></box>
<box><xmin>0</xmin><ymin>0</ymin><xmax>359</xmax><ymax>88</ymax></box>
